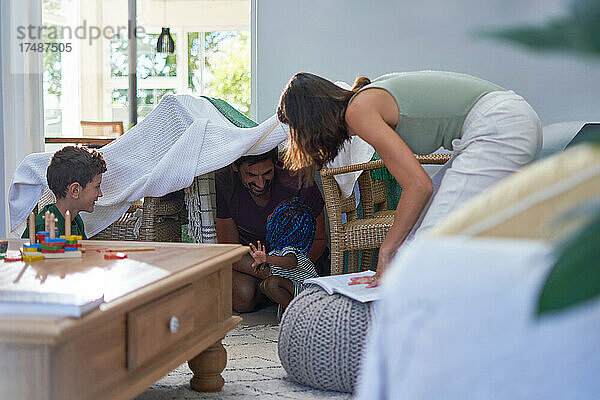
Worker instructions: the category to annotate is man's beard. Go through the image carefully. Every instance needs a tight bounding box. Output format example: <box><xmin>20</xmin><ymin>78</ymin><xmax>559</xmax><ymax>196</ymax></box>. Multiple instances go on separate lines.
<box><xmin>247</xmin><ymin>180</ymin><xmax>272</xmax><ymax>197</ymax></box>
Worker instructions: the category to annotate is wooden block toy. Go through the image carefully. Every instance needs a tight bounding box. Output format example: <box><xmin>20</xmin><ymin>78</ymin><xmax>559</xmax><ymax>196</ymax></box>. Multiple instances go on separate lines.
<box><xmin>39</xmin><ymin>245</ymin><xmax>63</xmax><ymax>251</ymax></box>
<box><xmin>40</xmin><ymin>239</ymin><xmax>65</xmax><ymax>246</ymax></box>
<box><xmin>61</xmin><ymin>235</ymin><xmax>82</xmax><ymax>251</ymax></box>
<box><xmin>36</xmin><ymin>232</ymin><xmax>49</xmax><ymax>243</ymax></box>
<box><xmin>4</xmin><ymin>251</ymin><xmax>22</xmax><ymax>262</ymax></box>
<box><xmin>43</xmin><ymin>210</ymin><xmax>51</xmax><ymax>232</ymax></box>
<box><xmin>28</xmin><ymin>212</ymin><xmax>36</xmax><ymax>244</ymax></box>
<box><xmin>22</xmin><ymin>254</ymin><xmax>44</xmax><ymax>262</ymax></box>
<box><xmin>104</xmin><ymin>252</ymin><xmax>128</xmax><ymax>260</ymax></box>
<box><xmin>63</xmin><ymin>235</ymin><xmax>83</xmax><ymax>241</ymax></box>
<box><xmin>48</xmin><ymin>213</ymin><xmax>58</xmax><ymax>239</ymax></box>
<box><xmin>65</xmin><ymin>210</ymin><xmax>71</xmax><ymax>237</ymax></box>
<box><xmin>0</xmin><ymin>240</ymin><xmax>7</xmax><ymax>260</ymax></box>
<box><xmin>44</xmin><ymin>251</ymin><xmax>82</xmax><ymax>259</ymax></box>
<box><xmin>43</xmin><ymin>237</ymin><xmax>66</xmax><ymax>243</ymax></box>
<box><xmin>106</xmin><ymin>247</ymin><xmax>155</xmax><ymax>252</ymax></box>
<box><xmin>41</xmin><ymin>249</ymin><xmax>66</xmax><ymax>254</ymax></box>
<box><xmin>22</xmin><ymin>242</ymin><xmax>43</xmax><ymax>261</ymax></box>
<box><xmin>22</xmin><ymin>246</ymin><xmax>43</xmax><ymax>259</ymax></box>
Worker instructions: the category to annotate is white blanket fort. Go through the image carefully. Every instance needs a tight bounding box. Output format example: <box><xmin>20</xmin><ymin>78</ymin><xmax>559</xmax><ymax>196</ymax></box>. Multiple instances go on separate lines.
<box><xmin>10</xmin><ymin>95</ymin><xmax>289</xmax><ymax>237</ymax></box>
<box><xmin>9</xmin><ymin>94</ymin><xmax>374</xmax><ymax>238</ymax></box>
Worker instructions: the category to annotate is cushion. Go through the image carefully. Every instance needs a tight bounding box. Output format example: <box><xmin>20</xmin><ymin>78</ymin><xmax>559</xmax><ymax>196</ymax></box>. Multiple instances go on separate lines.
<box><xmin>355</xmin><ymin>237</ymin><xmax>600</xmax><ymax>400</ymax></box>
<box><xmin>278</xmin><ymin>285</ymin><xmax>373</xmax><ymax>393</ymax></box>
<box><xmin>430</xmin><ymin>144</ymin><xmax>600</xmax><ymax>240</ymax></box>
<box><xmin>567</xmin><ymin>123</ymin><xmax>600</xmax><ymax>148</ymax></box>
<box><xmin>538</xmin><ymin>121</ymin><xmax>586</xmax><ymax>159</ymax></box>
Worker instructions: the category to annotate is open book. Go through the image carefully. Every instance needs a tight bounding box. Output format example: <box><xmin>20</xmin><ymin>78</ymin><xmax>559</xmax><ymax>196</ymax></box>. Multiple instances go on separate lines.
<box><xmin>304</xmin><ymin>270</ymin><xmax>381</xmax><ymax>303</ymax></box>
<box><xmin>0</xmin><ymin>290</ymin><xmax>104</xmax><ymax>318</ymax></box>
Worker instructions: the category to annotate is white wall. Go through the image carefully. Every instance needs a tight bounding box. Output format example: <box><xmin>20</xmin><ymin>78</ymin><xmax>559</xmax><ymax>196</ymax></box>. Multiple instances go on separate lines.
<box><xmin>252</xmin><ymin>0</ymin><xmax>600</xmax><ymax>124</ymax></box>
<box><xmin>0</xmin><ymin>4</ymin><xmax>5</xmax><ymax>237</ymax></box>
<box><xmin>1</xmin><ymin>0</ymin><xmax>44</xmax><ymax>237</ymax></box>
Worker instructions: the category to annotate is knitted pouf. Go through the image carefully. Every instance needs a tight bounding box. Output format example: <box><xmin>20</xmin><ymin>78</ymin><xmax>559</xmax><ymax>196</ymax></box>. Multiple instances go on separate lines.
<box><xmin>278</xmin><ymin>285</ymin><xmax>373</xmax><ymax>393</ymax></box>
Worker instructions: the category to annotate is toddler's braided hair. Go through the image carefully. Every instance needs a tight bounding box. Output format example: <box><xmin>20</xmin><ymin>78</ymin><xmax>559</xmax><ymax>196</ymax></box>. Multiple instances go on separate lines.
<box><xmin>266</xmin><ymin>197</ymin><xmax>316</xmax><ymax>254</ymax></box>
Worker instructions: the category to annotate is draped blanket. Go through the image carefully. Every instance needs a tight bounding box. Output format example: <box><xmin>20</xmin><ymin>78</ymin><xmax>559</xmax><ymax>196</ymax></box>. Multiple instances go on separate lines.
<box><xmin>9</xmin><ymin>94</ymin><xmax>288</xmax><ymax>237</ymax></box>
<box><xmin>9</xmin><ymin>91</ymin><xmax>374</xmax><ymax>239</ymax></box>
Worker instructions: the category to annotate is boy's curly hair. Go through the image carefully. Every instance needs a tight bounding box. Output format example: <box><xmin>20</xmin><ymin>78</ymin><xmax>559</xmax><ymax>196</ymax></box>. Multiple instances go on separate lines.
<box><xmin>47</xmin><ymin>146</ymin><xmax>107</xmax><ymax>198</ymax></box>
<box><xmin>266</xmin><ymin>197</ymin><xmax>316</xmax><ymax>254</ymax></box>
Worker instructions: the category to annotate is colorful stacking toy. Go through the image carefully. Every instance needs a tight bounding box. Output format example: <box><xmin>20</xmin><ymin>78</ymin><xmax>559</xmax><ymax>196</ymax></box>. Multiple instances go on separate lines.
<box><xmin>21</xmin><ymin>210</ymin><xmax>82</xmax><ymax>262</ymax></box>
<box><xmin>0</xmin><ymin>240</ymin><xmax>8</xmax><ymax>260</ymax></box>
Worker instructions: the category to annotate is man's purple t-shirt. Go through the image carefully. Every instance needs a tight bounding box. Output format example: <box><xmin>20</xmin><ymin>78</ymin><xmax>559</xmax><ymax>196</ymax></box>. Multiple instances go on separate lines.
<box><xmin>215</xmin><ymin>162</ymin><xmax>325</xmax><ymax>248</ymax></box>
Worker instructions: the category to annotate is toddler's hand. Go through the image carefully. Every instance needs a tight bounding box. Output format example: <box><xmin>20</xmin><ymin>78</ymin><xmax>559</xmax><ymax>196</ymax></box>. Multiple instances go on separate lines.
<box><xmin>249</xmin><ymin>241</ymin><xmax>267</xmax><ymax>269</ymax></box>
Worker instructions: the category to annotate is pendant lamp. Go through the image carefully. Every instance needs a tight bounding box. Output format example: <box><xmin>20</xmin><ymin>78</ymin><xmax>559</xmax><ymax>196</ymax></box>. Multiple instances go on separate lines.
<box><xmin>157</xmin><ymin>27</ymin><xmax>175</xmax><ymax>53</ymax></box>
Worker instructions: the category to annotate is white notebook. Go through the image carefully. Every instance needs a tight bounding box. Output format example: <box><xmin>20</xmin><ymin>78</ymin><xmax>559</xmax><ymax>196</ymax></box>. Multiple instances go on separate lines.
<box><xmin>304</xmin><ymin>271</ymin><xmax>381</xmax><ymax>303</ymax></box>
<box><xmin>0</xmin><ymin>290</ymin><xmax>104</xmax><ymax>318</ymax></box>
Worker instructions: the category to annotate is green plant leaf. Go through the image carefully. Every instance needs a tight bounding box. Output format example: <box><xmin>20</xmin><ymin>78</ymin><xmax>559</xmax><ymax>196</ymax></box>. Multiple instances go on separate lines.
<box><xmin>478</xmin><ymin>18</ymin><xmax>579</xmax><ymax>52</ymax></box>
<box><xmin>477</xmin><ymin>0</ymin><xmax>600</xmax><ymax>57</ymax></box>
<box><xmin>567</xmin><ymin>124</ymin><xmax>600</xmax><ymax>148</ymax></box>
<box><xmin>537</xmin><ymin>213</ymin><xmax>600</xmax><ymax>316</ymax></box>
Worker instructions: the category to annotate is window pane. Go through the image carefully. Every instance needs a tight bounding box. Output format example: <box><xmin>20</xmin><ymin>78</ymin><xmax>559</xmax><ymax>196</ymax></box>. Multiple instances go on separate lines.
<box><xmin>42</xmin><ymin>0</ymin><xmax>65</xmax><ymax>18</ymax></box>
<box><xmin>42</xmin><ymin>23</ymin><xmax>63</xmax><ymax>136</ymax></box>
<box><xmin>112</xmin><ymin>88</ymin><xmax>176</xmax><ymax>121</ymax></box>
<box><xmin>111</xmin><ymin>33</ymin><xmax>177</xmax><ymax>78</ymax></box>
<box><xmin>110</xmin><ymin>37</ymin><xmax>128</xmax><ymax>78</ymax></box>
<box><xmin>187</xmin><ymin>32</ymin><xmax>201</xmax><ymax>92</ymax></box>
<box><xmin>203</xmin><ymin>31</ymin><xmax>251</xmax><ymax>116</ymax></box>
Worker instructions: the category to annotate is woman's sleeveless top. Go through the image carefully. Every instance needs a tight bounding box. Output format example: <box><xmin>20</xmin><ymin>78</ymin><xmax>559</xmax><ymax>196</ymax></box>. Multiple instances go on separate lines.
<box><xmin>351</xmin><ymin>71</ymin><xmax>505</xmax><ymax>153</ymax></box>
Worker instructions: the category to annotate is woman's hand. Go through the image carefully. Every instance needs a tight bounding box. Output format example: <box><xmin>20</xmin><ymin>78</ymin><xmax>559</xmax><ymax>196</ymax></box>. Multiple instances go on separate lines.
<box><xmin>348</xmin><ymin>271</ymin><xmax>381</xmax><ymax>288</ymax></box>
<box><xmin>348</xmin><ymin>246</ymin><xmax>394</xmax><ymax>288</ymax></box>
<box><xmin>249</xmin><ymin>241</ymin><xmax>267</xmax><ymax>270</ymax></box>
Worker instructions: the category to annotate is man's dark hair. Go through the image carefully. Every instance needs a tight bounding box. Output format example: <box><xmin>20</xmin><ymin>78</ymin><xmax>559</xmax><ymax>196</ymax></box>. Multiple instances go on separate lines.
<box><xmin>233</xmin><ymin>147</ymin><xmax>278</xmax><ymax>167</ymax></box>
<box><xmin>47</xmin><ymin>146</ymin><xmax>107</xmax><ymax>199</ymax></box>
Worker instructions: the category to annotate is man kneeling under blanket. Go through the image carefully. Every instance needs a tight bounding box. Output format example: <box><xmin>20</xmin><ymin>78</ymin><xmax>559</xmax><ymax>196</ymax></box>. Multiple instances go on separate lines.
<box><xmin>215</xmin><ymin>148</ymin><xmax>329</xmax><ymax>312</ymax></box>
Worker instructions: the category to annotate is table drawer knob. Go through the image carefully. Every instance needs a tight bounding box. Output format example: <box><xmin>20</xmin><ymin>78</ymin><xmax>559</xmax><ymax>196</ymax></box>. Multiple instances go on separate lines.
<box><xmin>169</xmin><ymin>316</ymin><xmax>179</xmax><ymax>333</ymax></box>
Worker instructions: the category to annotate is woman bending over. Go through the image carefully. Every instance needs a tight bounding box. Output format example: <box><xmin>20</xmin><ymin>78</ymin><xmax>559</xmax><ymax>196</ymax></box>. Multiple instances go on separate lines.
<box><xmin>277</xmin><ymin>71</ymin><xmax>542</xmax><ymax>286</ymax></box>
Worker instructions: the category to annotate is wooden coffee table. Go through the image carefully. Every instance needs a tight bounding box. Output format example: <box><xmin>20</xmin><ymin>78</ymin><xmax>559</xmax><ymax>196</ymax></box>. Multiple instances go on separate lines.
<box><xmin>0</xmin><ymin>240</ymin><xmax>248</xmax><ymax>400</ymax></box>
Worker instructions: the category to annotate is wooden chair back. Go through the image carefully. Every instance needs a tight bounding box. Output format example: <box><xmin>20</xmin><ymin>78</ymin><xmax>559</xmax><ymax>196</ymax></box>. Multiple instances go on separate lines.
<box><xmin>81</xmin><ymin>121</ymin><xmax>124</xmax><ymax>137</ymax></box>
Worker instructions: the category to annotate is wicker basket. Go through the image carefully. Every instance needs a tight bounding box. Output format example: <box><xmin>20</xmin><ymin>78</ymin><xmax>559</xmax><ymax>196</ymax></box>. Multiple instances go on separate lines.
<box><xmin>90</xmin><ymin>190</ymin><xmax>186</xmax><ymax>242</ymax></box>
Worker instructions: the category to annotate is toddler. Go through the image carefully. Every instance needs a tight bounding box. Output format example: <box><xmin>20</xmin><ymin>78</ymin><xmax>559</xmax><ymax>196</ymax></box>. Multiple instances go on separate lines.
<box><xmin>249</xmin><ymin>197</ymin><xmax>319</xmax><ymax>312</ymax></box>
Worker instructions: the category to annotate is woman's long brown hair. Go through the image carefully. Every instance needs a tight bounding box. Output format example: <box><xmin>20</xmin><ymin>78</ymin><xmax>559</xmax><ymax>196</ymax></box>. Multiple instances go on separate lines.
<box><xmin>277</xmin><ymin>73</ymin><xmax>370</xmax><ymax>183</ymax></box>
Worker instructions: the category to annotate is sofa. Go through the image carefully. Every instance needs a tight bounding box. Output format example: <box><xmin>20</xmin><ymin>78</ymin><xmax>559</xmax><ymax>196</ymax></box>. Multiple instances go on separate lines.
<box><xmin>354</xmin><ymin>121</ymin><xmax>600</xmax><ymax>399</ymax></box>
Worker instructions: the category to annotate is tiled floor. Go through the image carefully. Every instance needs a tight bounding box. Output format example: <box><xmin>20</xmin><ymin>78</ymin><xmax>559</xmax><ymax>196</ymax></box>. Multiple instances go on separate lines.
<box><xmin>135</xmin><ymin>305</ymin><xmax>352</xmax><ymax>400</ymax></box>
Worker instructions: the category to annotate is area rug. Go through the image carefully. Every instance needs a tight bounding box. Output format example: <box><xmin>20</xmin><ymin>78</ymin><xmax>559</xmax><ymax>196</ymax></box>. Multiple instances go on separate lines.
<box><xmin>135</xmin><ymin>322</ymin><xmax>352</xmax><ymax>400</ymax></box>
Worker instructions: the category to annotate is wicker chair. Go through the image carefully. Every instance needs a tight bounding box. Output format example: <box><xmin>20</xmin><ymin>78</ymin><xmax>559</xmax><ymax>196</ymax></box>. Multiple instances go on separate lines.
<box><xmin>80</xmin><ymin>121</ymin><xmax>124</xmax><ymax>137</ymax></box>
<box><xmin>90</xmin><ymin>190</ymin><xmax>186</xmax><ymax>242</ymax></box>
<box><xmin>320</xmin><ymin>154</ymin><xmax>452</xmax><ymax>275</ymax></box>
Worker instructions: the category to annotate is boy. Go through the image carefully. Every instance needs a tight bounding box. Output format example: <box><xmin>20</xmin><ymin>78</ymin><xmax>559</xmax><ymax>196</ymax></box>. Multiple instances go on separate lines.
<box><xmin>22</xmin><ymin>146</ymin><xmax>107</xmax><ymax>239</ymax></box>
